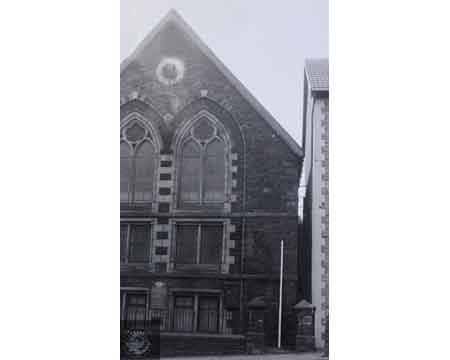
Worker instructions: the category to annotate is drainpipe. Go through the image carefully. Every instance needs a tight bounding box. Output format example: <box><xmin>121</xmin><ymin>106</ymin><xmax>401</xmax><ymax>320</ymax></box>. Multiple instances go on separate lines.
<box><xmin>240</xmin><ymin>123</ymin><xmax>248</xmax><ymax>335</ymax></box>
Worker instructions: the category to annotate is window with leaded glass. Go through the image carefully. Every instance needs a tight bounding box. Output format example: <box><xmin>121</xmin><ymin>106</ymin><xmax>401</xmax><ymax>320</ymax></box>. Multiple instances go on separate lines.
<box><xmin>178</xmin><ymin>117</ymin><xmax>227</xmax><ymax>207</ymax></box>
<box><xmin>120</xmin><ymin>223</ymin><xmax>152</xmax><ymax>263</ymax></box>
<box><xmin>175</xmin><ymin>223</ymin><xmax>223</xmax><ymax>269</ymax></box>
<box><xmin>121</xmin><ymin>119</ymin><xmax>157</xmax><ymax>203</ymax></box>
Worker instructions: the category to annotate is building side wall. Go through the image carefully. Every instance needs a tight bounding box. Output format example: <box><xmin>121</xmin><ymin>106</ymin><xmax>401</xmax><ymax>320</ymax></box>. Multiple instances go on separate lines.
<box><xmin>300</xmin><ymin>183</ymin><xmax>312</xmax><ymax>303</ymax></box>
<box><xmin>310</xmin><ymin>97</ymin><xmax>329</xmax><ymax>349</ymax></box>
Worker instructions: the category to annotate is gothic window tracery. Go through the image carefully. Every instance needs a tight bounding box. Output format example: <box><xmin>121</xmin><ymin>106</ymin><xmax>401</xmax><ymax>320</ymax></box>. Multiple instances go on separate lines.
<box><xmin>120</xmin><ymin>118</ymin><xmax>158</xmax><ymax>203</ymax></box>
<box><xmin>178</xmin><ymin>116</ymin><xmax>228</xmax><ymax>207</ymax></box>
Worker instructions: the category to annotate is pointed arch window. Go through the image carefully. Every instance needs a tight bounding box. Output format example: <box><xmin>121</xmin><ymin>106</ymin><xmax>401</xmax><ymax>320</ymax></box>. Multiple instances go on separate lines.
<box><xmin>121</xmin><ymin>119</ymin><xmax>157</xmax><ymax>203</ymax></box>
<box><xmin>178</xmin><ymin>117</ymin><xmax>228</xmax><ymax>207</ymax></box>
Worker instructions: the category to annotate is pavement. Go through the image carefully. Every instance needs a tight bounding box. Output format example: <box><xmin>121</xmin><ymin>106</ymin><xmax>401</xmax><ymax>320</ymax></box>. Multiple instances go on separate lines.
<box><xmin>161</xmin><ymin>353</ymin><xmax>327</xmax><ymax>360</ymax></box>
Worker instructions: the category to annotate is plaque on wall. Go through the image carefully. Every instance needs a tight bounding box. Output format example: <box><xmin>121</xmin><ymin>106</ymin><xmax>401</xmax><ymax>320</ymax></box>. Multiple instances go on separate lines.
<box><xmin>224</xmin><ymin>284</ymin><xmax>240</xmax><ymax>308</ymax></box>
<box><xmin>150</xmin><ymin>281</ymin><xmax>168</xmax><ymax>310</ymax></box>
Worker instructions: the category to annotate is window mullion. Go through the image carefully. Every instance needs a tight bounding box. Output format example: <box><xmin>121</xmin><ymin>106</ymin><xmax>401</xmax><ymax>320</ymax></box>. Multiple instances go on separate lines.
<box><xmin>131</xmin><ymin>148</ymin><xmax>137</xmax><ymax>203</ymax></box>
<box><xmin>126</xmin><ymin>224</ymin><xmax>130</xmax><ymax>264</ymax></box>
<box><xmin>196</xmin><ymin>225</ymin><xmax>201</xmax><ymax>264</ymax></box>
<box><xmin>199</xmin><ymin>149</ymin><xmax>204</xmax><ymax>204</ymax></box>
<box><xmin>147</xmin><ymin>225</ymin><xmax>153</xmax><ymax>264</ymax></box>
<box><xmin>193</xmin><ymin>294</ymin><xmax>199</xmax><ymax>333</ymax></box>
<box><xmin>121</xmin><ymin>292</ymin><xmax>126</xmax><ymax>322</ymax></box>
<box><xmin>146</xmin><ymin>291</ymin><xmax>150</xmax><ymax>326</ymax></box>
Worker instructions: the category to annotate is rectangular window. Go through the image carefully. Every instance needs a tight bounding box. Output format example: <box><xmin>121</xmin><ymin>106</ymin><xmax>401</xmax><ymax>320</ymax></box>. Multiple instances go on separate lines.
<box><xmin>200</xmin><ymin>225</ymin><xmax>222</xmax><ymax>265</ymax></box>
<box><xmin>173</xmin><ymin>296</ymin><xmax>194</xmax><ymax>332</ymax></box>
<box><xmin>175</xmin><ymin>225</ymin><xmax>197</xmax><ymax>265</ymax></box>
<box><xmin>172</xmin><ymin>294</ymin><xmax>220</xmax><ymax>333</ymax></box>
<box><xmin>120</xmin><ymin>223</ymin><xmax>152</xmax><ymax>263</ymax></box>
<box><xmin>122</xmin><ymin>292</ymin><xmax>148</xmax><ymax>329</ymax></box>
<box><xmin>198</xmin><ymin>296</ymin><xmax>219</xmax><ymax>333</ymax></box>
<box><xmin>175</xmin><ymin>223</ymin><xmax>223</xmax><ymax>268</ymax></box>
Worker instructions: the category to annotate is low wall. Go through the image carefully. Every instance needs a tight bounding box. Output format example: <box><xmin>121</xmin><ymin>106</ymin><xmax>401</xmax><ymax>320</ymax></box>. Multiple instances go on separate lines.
<box><xmin>159</xmin><ymin>333</ymin><xmax>245</xmax><ymax>357</ymax></box>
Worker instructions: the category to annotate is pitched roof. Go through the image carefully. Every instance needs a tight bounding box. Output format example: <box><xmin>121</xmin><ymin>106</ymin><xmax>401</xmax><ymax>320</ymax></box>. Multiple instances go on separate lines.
<box><xmin>305</xmin><ymin>58</ymin><xmax>329</xmax><ymax>92</ymax></box>
<box><xmin>121</xmin><ymin>10</ymin><xmax>303</xmax><ymax>158</ymax></box>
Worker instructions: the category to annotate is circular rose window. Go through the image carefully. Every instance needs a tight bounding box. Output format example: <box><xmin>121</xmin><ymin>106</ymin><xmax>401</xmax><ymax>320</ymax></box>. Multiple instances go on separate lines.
<box><xmin>156</xmin><ymin>57</ymin><xmax>185</xmax><ymax>86</ymax></box>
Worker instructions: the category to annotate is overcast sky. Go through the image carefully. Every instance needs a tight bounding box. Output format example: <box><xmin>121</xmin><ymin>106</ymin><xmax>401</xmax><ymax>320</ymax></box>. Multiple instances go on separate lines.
<box><xmin>121</xmin><ymin>0</ymin><xmax>328</xmax><ymax>144</ymax></box>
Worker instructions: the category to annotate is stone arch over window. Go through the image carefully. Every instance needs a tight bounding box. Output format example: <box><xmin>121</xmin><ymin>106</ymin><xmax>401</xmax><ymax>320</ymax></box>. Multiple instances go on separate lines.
<box><xmin>173</xmin><ymin>110</ymin><xmax>232</xmax><ymax>210</ymax></box>
<box><xmin>121</xmin><ymin>112</ymin><xmax>162</xmax><ymax>204</ymax></box>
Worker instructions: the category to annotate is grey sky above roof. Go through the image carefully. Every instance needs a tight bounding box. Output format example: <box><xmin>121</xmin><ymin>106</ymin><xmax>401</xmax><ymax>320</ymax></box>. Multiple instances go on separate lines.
<box><xmin>121</xmin><ymin>0</ymin><xmax>328</xmax><ymax>144</ymax></box>
<box><xmin>305</xmin><ymin>59</ymin><xmax>329</xmax><ymax>92</ymax></box>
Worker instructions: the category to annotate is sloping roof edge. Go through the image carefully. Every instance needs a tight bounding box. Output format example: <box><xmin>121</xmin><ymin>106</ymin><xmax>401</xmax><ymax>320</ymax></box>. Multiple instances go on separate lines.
<box><xmin>121</xmin><ymin>9</ymin><xmax>303</xmax><ymax>158</ymax></box>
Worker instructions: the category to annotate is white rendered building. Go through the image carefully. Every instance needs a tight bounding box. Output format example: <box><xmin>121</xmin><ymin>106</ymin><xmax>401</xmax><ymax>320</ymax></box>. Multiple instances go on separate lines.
<box><xmin>300</xmin><ymin>59</ymin><xmax>329</xmax><ymax>351</ymax></box>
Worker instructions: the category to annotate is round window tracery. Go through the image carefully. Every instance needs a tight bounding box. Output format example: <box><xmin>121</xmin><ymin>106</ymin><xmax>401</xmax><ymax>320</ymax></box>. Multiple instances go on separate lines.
<box><xmin>125</xmin><ymin>122</ymin><xmax>146</xmax><ymax>142</ymax></box>
<box><xmin>192</xmin><ymin>118</ymin><xmax>215</xmax><ymax>142</ymax></box>
<box><xmin>121</xmin><ymin>120</ymin><xmax>154</xmax><ymax>146</ymax></box>
<box><xmin>156</xmin><ymin>57</ymin><xmax>185</xmax><ymax>86</ymax></box>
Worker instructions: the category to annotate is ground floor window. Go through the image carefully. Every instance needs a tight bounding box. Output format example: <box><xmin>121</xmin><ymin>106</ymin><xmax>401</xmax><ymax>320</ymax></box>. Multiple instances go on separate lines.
<box><xmin>173</xmin><ymin>296</ymin><xmax>195</xmax><ymax>332</ymax></box>
<box><xmin>198</xmin><ymin>296</ymin><xmax>220</xmax><ymax>332</ymax></box>
<box><xmin>173</xmin><ymin>294</ymin><xmax>220</xmax><ymax>333</ymax></box>
<box><xmin>121</xmin><ymin>291</ymin><xmax>149</xmax><ymax>329</ymax></box>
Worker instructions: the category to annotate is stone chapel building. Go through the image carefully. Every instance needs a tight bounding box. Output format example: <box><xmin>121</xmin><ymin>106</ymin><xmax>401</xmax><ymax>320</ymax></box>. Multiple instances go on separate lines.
<box><xmin>120</xmin><ymin>10</ymin><xmax>304</xmax><ymax>356</ymax></box>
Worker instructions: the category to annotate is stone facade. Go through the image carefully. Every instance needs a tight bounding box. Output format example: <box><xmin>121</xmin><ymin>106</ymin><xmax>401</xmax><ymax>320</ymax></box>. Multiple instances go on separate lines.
<box><xmin>120</xmin><ymin>11</ymin><xmax>303</xmax><ymax>356</ymax></box>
